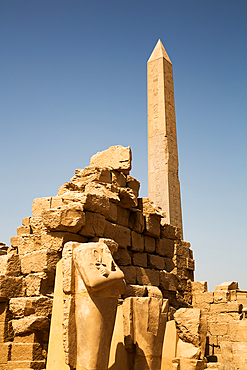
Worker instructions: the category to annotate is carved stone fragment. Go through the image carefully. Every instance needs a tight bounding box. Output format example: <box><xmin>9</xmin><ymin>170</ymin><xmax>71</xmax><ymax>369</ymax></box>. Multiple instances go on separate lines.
<box><xmin>90</xmin><ymin>145</ymin><xmax>132</xmax><ymax>173</ymax></box>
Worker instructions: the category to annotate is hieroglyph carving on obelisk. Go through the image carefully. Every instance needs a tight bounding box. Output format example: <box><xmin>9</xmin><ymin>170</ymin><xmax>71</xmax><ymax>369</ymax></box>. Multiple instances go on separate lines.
<box><xmin>147</xmin><ymin>39</ymin><xmax>183</xmax><ymax>236</ymax></box>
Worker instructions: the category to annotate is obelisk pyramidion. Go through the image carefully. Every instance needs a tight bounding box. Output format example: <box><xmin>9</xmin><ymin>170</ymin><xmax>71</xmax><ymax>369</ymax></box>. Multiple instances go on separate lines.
<box><xmin>147</xmin><ymin>39</ymin><xmax>183</xmax><ymax>236</ymax></box>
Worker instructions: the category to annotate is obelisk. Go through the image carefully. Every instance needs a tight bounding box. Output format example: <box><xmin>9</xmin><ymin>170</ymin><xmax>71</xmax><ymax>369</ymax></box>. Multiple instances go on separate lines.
<box><xmin>147</xmin><ymin>39</ymin><xmax>183</xmax><ymax>236</ymax></box>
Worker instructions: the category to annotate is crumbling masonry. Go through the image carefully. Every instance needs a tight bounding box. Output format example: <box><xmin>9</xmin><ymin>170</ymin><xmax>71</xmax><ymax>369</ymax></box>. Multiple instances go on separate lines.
<box><xmin>0</xmin><ymin>145</ymin><xmax>194</xmax><ymax>369</ymax></box>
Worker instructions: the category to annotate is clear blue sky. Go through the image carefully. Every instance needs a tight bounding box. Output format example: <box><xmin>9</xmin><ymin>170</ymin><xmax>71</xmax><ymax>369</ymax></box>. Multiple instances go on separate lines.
<box><xmin>1</xmin><ymin>1</ymin><xmax>246</xmax><ymax>291</ymax></box>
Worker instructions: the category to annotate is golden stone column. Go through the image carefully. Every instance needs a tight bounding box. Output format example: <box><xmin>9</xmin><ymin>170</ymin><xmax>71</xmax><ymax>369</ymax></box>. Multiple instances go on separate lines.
<box><xmin>147</xmin><ymin>39</ymin><xmax>183</xmax><ymax>236</ymax></box>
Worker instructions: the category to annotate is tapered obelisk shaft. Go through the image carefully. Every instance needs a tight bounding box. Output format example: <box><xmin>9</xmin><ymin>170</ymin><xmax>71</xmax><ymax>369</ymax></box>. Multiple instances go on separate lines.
<box><xmin>147</xmin><ymin>39</ymin><xmax>183</xmax><ymax>236</ymax></box>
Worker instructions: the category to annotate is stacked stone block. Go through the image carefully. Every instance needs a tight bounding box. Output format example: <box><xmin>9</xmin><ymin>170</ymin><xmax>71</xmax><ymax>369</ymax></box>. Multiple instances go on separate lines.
<box><xmin>0</xmin><ymin>145</ymin><xmax>195</xmax><ymax>369</ymax></box>
<box><xmin>192</xmin><ymin>280</ymin><xmax>247</xmax><ymax>369</ymax></box>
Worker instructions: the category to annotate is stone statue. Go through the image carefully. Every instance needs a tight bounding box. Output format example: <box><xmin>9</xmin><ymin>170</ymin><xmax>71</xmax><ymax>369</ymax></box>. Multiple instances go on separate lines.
<box><xmin>122</xmin><ymin>296</ymin><xmax>168</xmax><ymax>370</ymax></box>
<box><xmin>62</xmin><ymin>241</ymin><xmax>126</xmax><ymax>370</ymax></box>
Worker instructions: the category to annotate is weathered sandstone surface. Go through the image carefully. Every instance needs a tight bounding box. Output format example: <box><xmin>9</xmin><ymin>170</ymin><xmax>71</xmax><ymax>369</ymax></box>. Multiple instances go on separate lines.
<box><xmin>0</xmin><ymin>145</ymin><xmax>194</xmax><ymax>370</ymax></box>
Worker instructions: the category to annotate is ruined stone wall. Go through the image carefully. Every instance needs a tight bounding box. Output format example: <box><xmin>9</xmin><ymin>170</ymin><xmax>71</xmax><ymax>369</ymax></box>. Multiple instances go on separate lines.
<box><xmin>192</xmin><ymin>281</ymin><xmax>247</xmax><ymax>369</ymax></box>
<box><xmin>0</xmin><ymin>145</ymin><xmax>194</xmax><ymax>369</ymax></box>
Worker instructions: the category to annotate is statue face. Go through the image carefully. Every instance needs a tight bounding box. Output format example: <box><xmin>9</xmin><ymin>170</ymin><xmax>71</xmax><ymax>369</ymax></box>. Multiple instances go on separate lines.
<box><xmin>73</xmin><ymin>242</ymin><xmax>123</xmax><ymax>291</ymax></box>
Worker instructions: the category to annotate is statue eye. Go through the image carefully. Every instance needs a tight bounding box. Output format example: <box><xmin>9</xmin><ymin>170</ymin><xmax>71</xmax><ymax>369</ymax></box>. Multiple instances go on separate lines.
<box><xmin>93</xmin><ymin>249</ymin><xmax>101</xmax><ymax>262</ymax></box>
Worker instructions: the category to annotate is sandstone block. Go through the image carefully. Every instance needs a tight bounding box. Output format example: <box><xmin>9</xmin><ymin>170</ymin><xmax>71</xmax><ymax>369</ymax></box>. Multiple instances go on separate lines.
<box><xmin>18</xmin><ymin>235</ymin><xmax>42</xmax><ymax>257</ymax></box>
<box><xmin>129</xmin><ymin>210</ymin><xmax>144</xmax><ymax>233</ymax></box>
<box><xmin>32</xmin><ymin>197</ymin><xmax>51</xmax><ymax>217</ymax></box>
<box><xmin>138</xmin><ymin>197</ymin><xmax>162</xmax><ymax>216</ymax></box>
<box><xmin>174</xmin><ymin>308</ymin><xmax>207</xmax><ymax>354</ymax></box>
<box><xmin>103</xmin><ymin>220</ymin><xmax>116</xmax><ymax>241</ymax></box>
<box><xmin>21</xmin><ymin>249</ymin><xmax>61</xmax><ymax>274</ymax></box>
<box><xmin>10</xmin><ymin>342</ymin><xmax>44</xmax><ymax>361</ymax></box>
<box><xmin>10</xmin><ymin>236</ymin><xmax>21</xmax><ymax>248</ymax></box>
<box><xmin>159</xmin><ymin>271</ymin><xmax>178</xmax><ymax>292</ymax></box>
<box><xmin>89</xmin><ymin>145</ymin><xmax>132</xmax><ymax>173</ymax></box>
<box><xmin>40</xmin><ymin>232</ymin><xmax>63</xmax><ymax>252</ymax></box>
<box><xmin>113</xmin><ymin>249</ymin><xmax>131</xmax><ymax>266</ymax></box>
<box><xmin>81</xmin><ymin>192</ymin><xmax>110</xmax><ymax>217</ymax></box>
<box><xmin>126</xmin><ymin>175</ymin><xmax>140</xmax><ymax>197</ymax></box>
<box><xmin>214</xmin><ymin>290</ymin><xmax>230</xmax><ymax>303</ymax></box>
<box><xmin>156</xmin><ymin>238</ymin><xmax>174</xmax><ymax>258</ymax></box>
<box><xmin>144</xmin><ymin>235</ymin><xmax>155</xmax><ymax>253</ymax></box>
<box><xmin>148</xmin><ymin>254</ymin><xmax>165</xmax><ymax>270</ymax></box>
<box><xmin>122</xmin><ymin>285</ymin><xmax>147</xmax><ymax>299</ymax></box>
<box><xmin>11</xmin><ymin>315</ymin><xmax>50</xmax><ymax>335</ymax></box>
<box><xmin>119</xmin><ymin>266</ymin><xmax>136</xmax><ymax>285</ymax></box>
<box><xmin>84</xmin><ymin>182</ymin><xmax>120</xmax><ymax>203</ymax></box>
<box><xmin>160</xmin><ymin>222</ymin><xmax>180</xmax><ymax>240</ymax></box>
<box><xmin>146</xmin><ymin>285</ymin><xmax>163</xmax><ymax>299</ymax></box>
<box><xmin>131</xmin><ymin>231</ymin><xmax>144</xmax><ymax>252</ymax></box>
<box><xmin>30</xmin><ymin>296</ymin><xmax>53</xmax><ymax>318</ymax></box>
<box><xmin>221</xmin><ymin>341</ymin><xmax>247</xmax><ymax>370</ymax></box>
<box><xmin>22</xmin><ymin>217</ymin><xmax>31</xmax><ymax>226</ymax></box>
<box><xmin>24</xmin><ymin>273</ymin><xmax>47</xmax><ymax>297</ymax></box>
<box><xmin>174</xmin><ymin>242</ymin><xmax>190</xmax><ymax>258</ymax></box>
<box><xmin>144</xmin><ymin>214</ymin><xmax>160</xmax><ymax>238</ymax></box>
<box><xmin>210</xmin><ymin>302</ymin><xmax>242</xmax><ymax>314</ymax></box>
<box><xmin>0</xmin><ymin>342</ymin><xmax>11</xmax><ymax>363</ymax></box>
<box><xmin>9</xmin><ymin>297</ymin><xmax>52</xmax><ymax>319</ymax></box>
<box><xmin>57</xmin><ymin>190</ymin><xmax>85</xmax><ymax>203</ymax></box>
<box><xmin>119</xmin><ymin>187</ymin><xmax>138</xmax><ymax>208</ymax></box>
<box><xmin>173</xmin><ymin>255</ymin><xmax>187</xmax><ymax>269</ymax></box>
<box><xmin>0</xmin><ymin>251</ymin><xmax>20</xmax><ymax>276</ymax></box>
<box><xmin>208</xmin><ymin>320</ymin><xmax>229</xmax><ymax>336</ymax></box>
<box><xmin>211</xmin><ymin>312</ymin><xmax>240</xmax><ymax>324</ymax></box>
<box><xmin>70</xmin><ymin>166</ymin><xmax>112</xmax><ymax>188</ymax></box>
<box><xmin>229</xmin><ymin>320</ymin><xmax>247</xmax><ymax>342</ymax></box>
<box><xmin>176</xmin><ymin>338</ymin><xmax>201</xmax><ymax>359</ymax></box>
<box><xmin>116</xmin><ymin>206</ymin><xmax>129</xmax><ymax>227</ymax></box>
<box><xmin>191</xmin><ymin>281</ymin><xmax>208</xmax><ymax>293</ymax></box>
<box><xmin>13</xmin><ymin>331</ymin><xmax>46</xmax><ymax>343</ymax></box>
<box><xmin>192</xmin><ymin>292</ymin><xmax>214</xmax><ymax>305</ymax></box>
<box><xmin>103</xmin><ymin>221</ymin><xmax>131</xmax><ymax>249</ymax></box>
<box><xmin>136</xmin><ymin>267</ymin><xmax>159</xmax><ymax>286</ymax></box>
<box><xmin>42</xmin><ymin>204</ymin><xmax>85</xmax><ymax>233</ymax></box>
<box><xmin>29</xmin><ymin>217</ymin><xmax>44</xmax><ymax>235</ymax></box>
<box><xmin>41</xmin><ymin>232</ymin><xmax>87</xmax><ymax>253</ymax></box>
<box><xmin>17</xmin><ymin>226</ymin><xmax>31</xmax><ymax>236</ymax></box>
<box><xmin>111</xmin><ymin>171</ymin><xmax>126</xmax><ymax>187</ymax></box>
<box><xmin>0</xmin><ymin>276</ymin><xmax>24</xmax><ymax>300</ymax></box>
<box><xmin>50</xmin><ymin>195</ymin><xmax>64</xmax><ymax>208</ymax></box>
<box><xmin>107</xmin><ymin>202</ymin><xmax>117</xmax><ymax>222</ymax></box>
<box><xmin>132</xmin><ymin>252</ymin><xmax>147</xmax><ymax>267</ymax></box>
<box><xmin>236</xmin><ymin>291</ymin><xmax>247</xmax><ymax>305</ymax></box>
<box><xmin>215</xmin><ymin>281</ymin><xmax>239</xmax><ymax>291</ymax></box>
<box><xmin>79</xmin><ymin>211</ymin><xmax>105</xmax><ymax>237</ymax></box>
